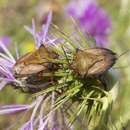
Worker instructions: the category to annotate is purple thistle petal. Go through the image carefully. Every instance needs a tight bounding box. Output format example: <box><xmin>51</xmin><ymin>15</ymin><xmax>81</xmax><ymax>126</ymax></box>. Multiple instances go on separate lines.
<box><xmin>24</xmin><ymin>25</ymin><xmax>34</xmax><ymax>36</ymax></box>
<box><xmin>38</xmin><ymin>101</ymin><xmax>45</xmax><ymax>127</ymax></box>
<box><xmin>46</xmin><ymin>37</ymin><xmax>63</xmax><ymax>46</ymax></box>
<box><xmin>35</xmin><ymin>11</ymin><xmax>52</xmax><ymax>48</ymax></box>
<box><xmin>24</xmin><ymin>19</ymin><xmax>36</xmax><ymax>36</ymax></box>
<box><xmin>35</xmin><ymin>32</ymin><xmax>43</xmax><ymax>48</ymax></box>
<box><xmin>0</xmin><ymin>80</ymin><xmax>8</xmax><ymax>90</ymax></box>
<box><xmin>51</xmin><ymin>128</ymin><xmax>59</xmax><ymax>130</ymax></box>
<box><xmin>31</xmin><ymin>96</ymin><xmax>44</xmax><ymax>120</ymax></box>
<box><xmin>21</xmin><ymin>96</ymin><xmax>44</xmax><ymax>130</ymax></box>
<box><xmin>24</xmin><ymin>11</ymin><xmax>52</xmax><ymax>48</ymax></box>
<box><xmin>38</xmin><ymin>95</ymin><xmax>52</xmax><ymax>130</ymax></box>
<box><xmin>0</xmin><ymin>57</ymin><xmax>14</xmax><ymax>68</ymax></box>
<box><xmin>0</xmin><ymin>65</ymin><xmax>15</xmax><ymax>80</ymax></box>
<box><xmin>38</xmin><ymin>118</ymin><xmax>49</xmax><ymax>130</ymax></box>
<box><xmin>0</xmin><ymin>41</ymin><xmax>15</xmax><ymax>62</ymax></box>
<box><xmin>41</xmin><ymin>11</ymin><xmax>52</xmax><ymax>43</ymax></box>
<box><xmin>0</xmin><ymin>77</ymin><xmax>15</xmax><ymax>82</ymax></box>
<box><xmin>0</xmin><ymin>43</ymin><xmax>17</xmax><ymax>85</ymax></box>
<box><xmin>0</xmin><ymin>105</ymin><xmax>31</xmax><ymax>115</ymax></box>
<box><xmin>24</xmin><ymin>19</ymin><xmax>38</xmax><ymax>48</ymax></box>
<box><xmin>50</xmin><ymin>92</ymin><xmax>59</xmax><ymax>130</ymax></box>
<box><xmin>19</xmin><ymin>121</ymin><xmax>33</xmax><ymax>130</ymax></box>
<box><xmin>0</xmin><ymin>52</ymin><xmax>15</xmax><ymax>64</ymax></box>
<box><xmin>0</xmin><ymin>100</ymin><xmax>37</xmax><ymax>115</ymax></box>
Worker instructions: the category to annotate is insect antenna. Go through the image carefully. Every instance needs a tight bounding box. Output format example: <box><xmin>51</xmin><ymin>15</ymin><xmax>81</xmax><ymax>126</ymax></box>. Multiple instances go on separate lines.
<box><xmin>113</xmin><ymin>50</ymin><xmax>130</xmax><ymax>70</ymax></box>
<box><xmin>113</xmin><ymin>65</ymin><xmax>129</xmax><ymax>70</ymax></box>
<box><xmin>118</xmin><ymin>49</ymin><xmax>130</xmax><ymax>58</ymax></box>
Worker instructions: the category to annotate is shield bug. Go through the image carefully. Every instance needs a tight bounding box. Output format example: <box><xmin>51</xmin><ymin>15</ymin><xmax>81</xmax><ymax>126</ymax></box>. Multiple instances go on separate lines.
<box><xmin>13</xmin><ymin>44</ymin><xmax>58</xmax><ymax>77</ymax></box>
<box><xmin>71</xmin><ymin>48</ymin><xmax>117</xmax><ymax>77</ymax></box>
<box><xmin>12</xmin><ymin>44</ymin><xmax>59</xmax><ymax>92</ymax></box>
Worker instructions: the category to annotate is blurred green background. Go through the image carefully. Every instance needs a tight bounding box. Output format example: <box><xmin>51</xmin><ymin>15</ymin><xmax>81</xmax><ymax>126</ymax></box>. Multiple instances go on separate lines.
<box><xmin>0</xmin><ymin>0</ymin><xmax>130</xmax><ymax>129</ymax></box>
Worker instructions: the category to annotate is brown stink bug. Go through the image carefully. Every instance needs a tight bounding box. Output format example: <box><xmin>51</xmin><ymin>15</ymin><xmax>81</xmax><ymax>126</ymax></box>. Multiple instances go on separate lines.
<box><xmin>71</xmin><ymin>48</ymin><xmax>117</xmax><ymax>77</ymax></box>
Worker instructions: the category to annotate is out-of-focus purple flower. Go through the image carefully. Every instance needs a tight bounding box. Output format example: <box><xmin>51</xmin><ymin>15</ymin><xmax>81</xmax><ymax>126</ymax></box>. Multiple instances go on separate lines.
<box><xmin>0</xmin><ymin>36</ymin><xmax>10</xmax><ymax>46</ymax></box>
<box><xmin>66</xmin><ymin>0</ymin><xmax>111</xmax><ymax>46</ymax></box>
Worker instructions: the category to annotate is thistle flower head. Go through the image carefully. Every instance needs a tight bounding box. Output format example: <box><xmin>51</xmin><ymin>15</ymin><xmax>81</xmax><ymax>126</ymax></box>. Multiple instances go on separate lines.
<box><xmin>0</xmin><ymin>12</ymin><xmax>73</xmax><ymax>130</ymax></box>
<box><xmin>0</xmin><ymin>11</ymin><xmax>118</xmax><ymax>130</ymax></box>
